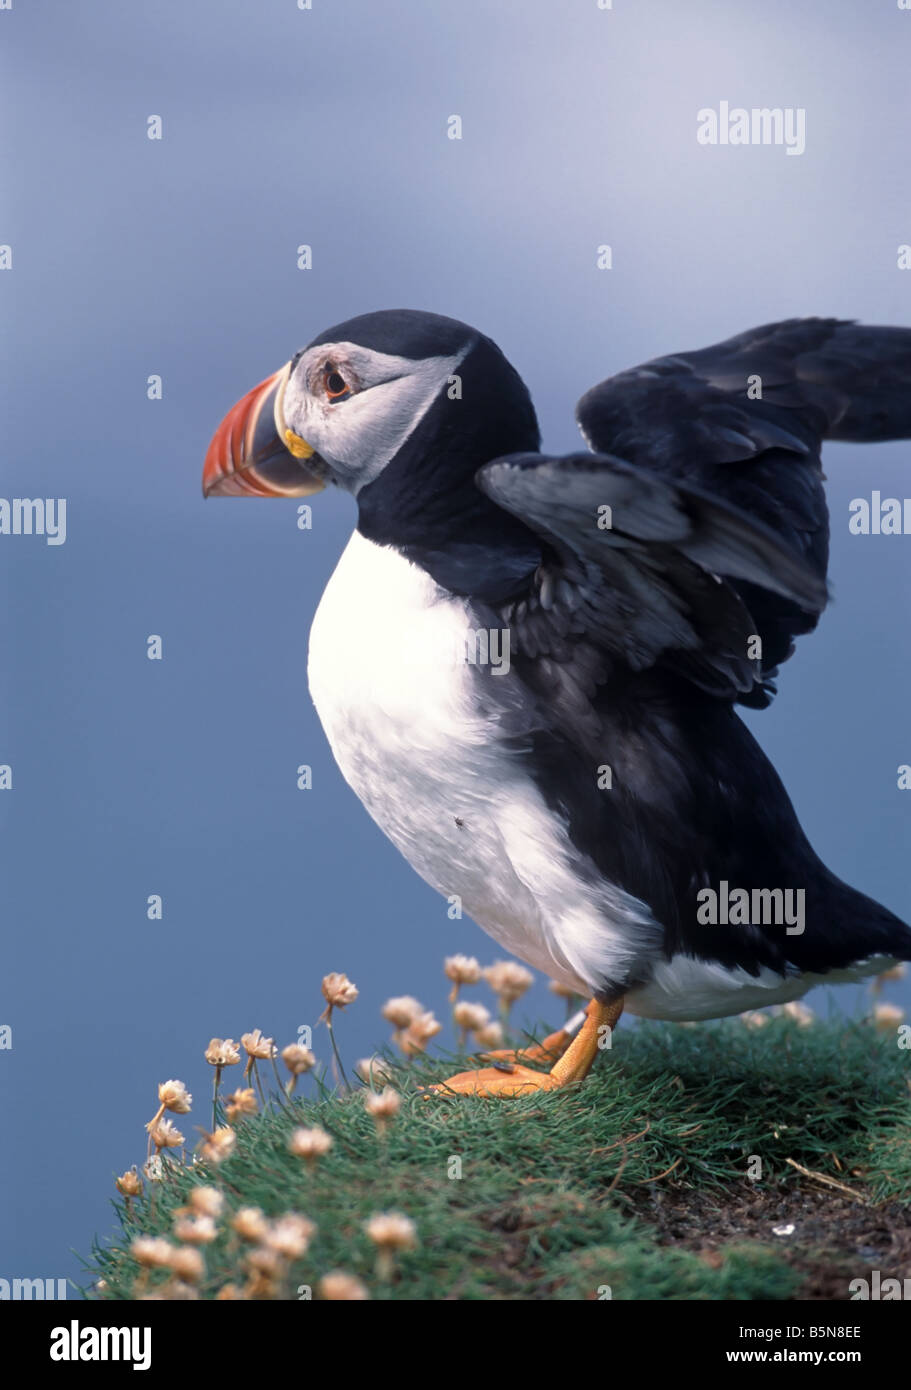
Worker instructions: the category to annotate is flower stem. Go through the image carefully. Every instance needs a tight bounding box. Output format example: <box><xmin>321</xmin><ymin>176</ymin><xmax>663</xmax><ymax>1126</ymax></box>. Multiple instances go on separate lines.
<box><xmin>270</xmin><ymin>1054</ymin><xmax>291</xmax><ymax>1108</ymax></box>
<box><xmin>325</xmin><ymin>1010</ymin><xmax>349</xmax><ymax>1089</ymax></box>
<box><xmin>212</xmin><ymin>1065</ymin><xmax>222</xmax><ymax>1132</ymax></box>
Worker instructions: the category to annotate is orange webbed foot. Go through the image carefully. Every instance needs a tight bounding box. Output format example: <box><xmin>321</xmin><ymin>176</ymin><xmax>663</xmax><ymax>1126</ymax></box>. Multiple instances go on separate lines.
<box><xmin>424</xmin><ymin>1062</ymin><xmax>562</xmax><ymax>1098</ymax></box>
<box><xmin>423</xmin><ymin>999</ymin><xmax>623</xmax><ymax>1100</ymax></box>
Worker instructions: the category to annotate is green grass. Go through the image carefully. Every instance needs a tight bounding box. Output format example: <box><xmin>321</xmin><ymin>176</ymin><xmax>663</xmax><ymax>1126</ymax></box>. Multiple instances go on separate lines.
<box><xmin>85</xmin><ymin>1015</ymin><xmax>911</xmax><ymax>1301</ymax></box>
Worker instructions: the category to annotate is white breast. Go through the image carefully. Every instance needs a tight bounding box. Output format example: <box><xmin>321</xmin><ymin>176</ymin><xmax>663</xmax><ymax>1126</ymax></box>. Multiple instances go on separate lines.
<box><xmin>307</xmin><ymin>530</ymin><xmax>660</xmax><ymax>998</ymax></box>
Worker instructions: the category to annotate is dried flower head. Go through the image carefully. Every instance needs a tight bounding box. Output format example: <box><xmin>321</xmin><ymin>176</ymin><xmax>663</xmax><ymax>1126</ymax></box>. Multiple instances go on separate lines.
<box><xmin>149</xmin><ymin>1119</ymin><xmax>185</xmax><ymax>1151</ymax></box>
<box><xmin>200</xmin><ymin>1126</ymin><xmax>236</xmax><ymax>1164</ymax></box>
<box><xmin>282</xmin><ymin>1043</ymin><xmax>316</xmax><ymax>1076</ymax></box>
<box><xmin>355</xmin><ymin>1055</ymin><xmax>396</xmax><ymax>1086</ymax></box>
<box><xmin>365</xmin><ymin>1085</ymin><xmax>402</xmax><ymax>1120</ymax></box>
<box><xmin>266</xmin><ymin>1214</ymin><xmax>316</xmax><ymax>1260</ymax></box>
<box><xmin>215</xmin><ymin>1283</ymin><xmax>244</xmax><ymax>1300</ymax></box>
<box><xmin>453</xmin><ymin>1000</ymin><xmax>491</xmax><ymax>1034</ymax></box>
<box><xmin>475</xmin><ymin>1021</ymin><xmax>505</xmax><ymax>1049</ymax></box>
<box><xmin>399</xmin><ymin>1010</ymin><xmax>442</xmax><ymax>1056</ymax></box>
<box><xmin>741</xmin><ymin>1010</ymin><xmax>771</xmax><ymax>1029</ymax></box>
<box><xmin>365</xmin><ymin>1212</ymin><xmax>417</xmax><ymax>1250</ymax></box>
<box><xmin>444</xmin><ymin>954</ymin><xmax>481</xmax><ymax>1003</ymax></box>
<box><xmin>483</xmin><ymin>960</ymin><xmax>534</xmax><ymax>1004</ymax></box>
<box><xmin>381</xmin><ymin>996</ymin><xmax>424</xmax><ymax>1029</ymax></box>
<box><xmin>318</xmin><ymin>1271</ymin><xmax>370</xmax><ymax>1301</ymax></box>
<box><xmin>444</xmin><ymin>954</ymin><xmax>482</xmax><ymax>986</ymax></box>
<box><xmin>159</xmin><ymin>1278</ymin><xmax>201</xmax><ymax>1301</ymax></box>
<box><xmin>322</xmin><ymin>972</ymin><xmax>359</xmax><ymax>1009</ymax></box>
<box><xmin>780</xmin><ymin>1001</ymin><xmax>814</xmax><ymax>1027</ymax></box>
<box><xmin>232</xmin><ymin>1207</ymin><xmax>269</xmax><ymax>1243</ymax></box>
<box><xmin>874</xmin><ymin>1002</ymin><xmax>905</xmax><ymax>1033</ymax></box>
<box><xmin>205</xmin><ymin>1038</ymin><xmax>240</xmax><ymax>1067</ymax></box>
<box><xmin>173</xmin><ymin>1214</ymin><xmax>218</xmax><ymax>1246</ymax></box>
<box><xmin>289</xmin><ymin>1126</ymin><xmax>333</xmax><ymax>1160</ymax></box>
<box><xmin>188</xmin><ymin>1186</ymin><xmax>224</xmax><ymax>1219</ymax></box>
<box><xmin>115</xmin><ymin>1169</ymin><xmax>143</xmax><ymax>1198</ymax></box>
<box><xmin>170</xmin><ymin>1247</ymin><xmax>205</xmax><ymax>1284</ymax></box>
<box><xmin>225</xmin><ymin>1087</ymin><xmax>258</xmax><ymax>1123</ymax></box>
<box><xmin>241</xmin><ymin>1029</ymin><xmax>276</xmax><ymax>1060</ymax></box>
<box><xmin>366</xmin><ymin>1209</ymin><xmax>418</xmax><ymax>1275</ymax></box>
<box><xmin>131</xmin><ymin>1237</ymin><xmax>175</xmax><ymax>1268</ymax></box>
<box><xmin>157</xmin><ymin>1079</ymin><xmax>192</xmax><ymax>1114</ymax></box>
<box><xmin>245</xmin><ymin>1246</ymin><xmax>282</xmax><ymax>1278</ymax></box>
<box><xmin>877</xmin><ymin>963</ymin><xmax>907</xmax><ymax>985</ymax></box>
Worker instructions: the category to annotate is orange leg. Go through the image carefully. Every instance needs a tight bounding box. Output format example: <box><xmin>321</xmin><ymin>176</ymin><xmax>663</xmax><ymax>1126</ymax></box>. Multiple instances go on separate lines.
<box><xmin>426</xmin><ymin>998</ymin><xmax>623</xmax><ymax>1097</ymax></box>
<box><xmin>478</xmin><ymin>1006</ymin><xmax>589</xmax><ymax>1065</ymax></box>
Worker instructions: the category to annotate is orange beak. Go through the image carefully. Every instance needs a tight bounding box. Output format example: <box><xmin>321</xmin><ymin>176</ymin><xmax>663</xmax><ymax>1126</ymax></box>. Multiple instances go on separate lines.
<box><xmin>202</xmin><ymin>363</ymin><xmax>326</xmax><ymax>498</ymax></box>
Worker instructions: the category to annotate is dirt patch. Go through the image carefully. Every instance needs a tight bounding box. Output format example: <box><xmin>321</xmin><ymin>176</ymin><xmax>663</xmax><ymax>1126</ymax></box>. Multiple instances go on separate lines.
<box><xmin>631</xmin><ymin>1184</ymin><xmax>911</xmax><ymax>1299</ymax></box>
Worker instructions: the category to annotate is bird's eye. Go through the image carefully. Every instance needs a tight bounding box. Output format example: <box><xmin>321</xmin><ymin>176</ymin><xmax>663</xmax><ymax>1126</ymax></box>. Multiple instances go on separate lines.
<box><xmin>322</xmin><ymin>365</ymin><xmax>351</xmax><ymax>401</ymax></box>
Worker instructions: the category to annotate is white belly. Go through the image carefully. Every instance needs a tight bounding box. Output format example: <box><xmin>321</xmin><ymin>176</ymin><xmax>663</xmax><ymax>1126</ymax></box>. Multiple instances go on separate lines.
<box><xmin>307</xmin><ymin>531</ymin><xmax>660</xmax><ymax>998</ymax></box>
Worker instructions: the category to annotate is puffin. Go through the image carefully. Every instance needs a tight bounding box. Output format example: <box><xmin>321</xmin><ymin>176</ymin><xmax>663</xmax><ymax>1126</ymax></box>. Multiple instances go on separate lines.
<box><xmin>202</xmin><ymin>310</ymin><xmax>911</xmax><ymax>1096</ymax></box>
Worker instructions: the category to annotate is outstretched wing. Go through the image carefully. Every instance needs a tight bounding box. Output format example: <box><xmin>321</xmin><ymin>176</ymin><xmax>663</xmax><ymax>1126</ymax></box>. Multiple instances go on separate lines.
<box><xmin>476</xmin><ymin>451</ymin><xmax>826</xmax><ymax>708</ymax></box>
<box><xmin>574</xmin><ymin>318</ymin><xmax>911</xmax><ymax>702</ymax></box>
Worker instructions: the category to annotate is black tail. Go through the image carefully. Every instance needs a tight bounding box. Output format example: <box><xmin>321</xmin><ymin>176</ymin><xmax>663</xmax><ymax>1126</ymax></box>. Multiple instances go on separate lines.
<box><xmin>800</xmin><ymin>872</ymin><xmax>911</xmax><ymax>977</ymax></box>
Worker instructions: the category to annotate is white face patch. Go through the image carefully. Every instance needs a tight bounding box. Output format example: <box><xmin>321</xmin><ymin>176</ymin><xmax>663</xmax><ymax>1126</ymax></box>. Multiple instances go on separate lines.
<box><xmin>280</xmin><ymin>340</ymin><xmax>470</xmax><ymax>494</ymax></box>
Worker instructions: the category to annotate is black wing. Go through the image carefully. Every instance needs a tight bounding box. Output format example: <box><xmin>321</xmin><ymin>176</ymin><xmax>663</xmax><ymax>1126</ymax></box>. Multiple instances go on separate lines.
<box><xmin>575</xmin><ymin>318</ymin><xmax>911</xmax><ymax>703</ymax></box>
<box><xmin>477</xmin><ymin>451</ymin><xmax>826</xmax><ymax>711</ymax></box>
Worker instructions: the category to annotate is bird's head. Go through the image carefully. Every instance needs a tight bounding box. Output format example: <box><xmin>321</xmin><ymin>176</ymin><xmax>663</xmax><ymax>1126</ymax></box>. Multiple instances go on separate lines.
<box><xmin>202</xmin><ymin>309</ymin><xmax>540</xmax><ymax>515</ymax></box>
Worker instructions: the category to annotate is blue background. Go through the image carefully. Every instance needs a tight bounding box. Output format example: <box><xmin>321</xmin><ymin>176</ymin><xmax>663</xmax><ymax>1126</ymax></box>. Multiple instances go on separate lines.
<box><xmin>2</xmin><ymin>0</ymin><xmax>909</xmax><ymax>1291</ymax></box>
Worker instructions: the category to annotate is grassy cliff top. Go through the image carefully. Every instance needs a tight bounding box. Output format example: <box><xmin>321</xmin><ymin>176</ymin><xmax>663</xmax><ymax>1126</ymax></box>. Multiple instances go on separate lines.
<box><xmin>85</xmin><ymin>1011</ymin><xmax>911</xmax><ymax>1300</ymax></box>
